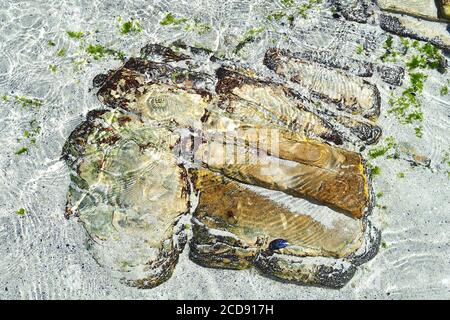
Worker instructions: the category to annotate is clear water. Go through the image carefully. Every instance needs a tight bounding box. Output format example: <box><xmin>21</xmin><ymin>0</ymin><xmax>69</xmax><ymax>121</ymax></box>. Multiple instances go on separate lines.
<box><xmin>0</xmin><ymin>0</ymin><xmax>449</xmax><ymax>299</ymax></box>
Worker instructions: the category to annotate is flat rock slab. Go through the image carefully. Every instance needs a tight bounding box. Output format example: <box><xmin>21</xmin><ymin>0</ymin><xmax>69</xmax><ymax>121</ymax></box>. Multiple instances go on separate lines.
<box><xmin>380</xmin><ymin>13</ymin><xmax>450</xmax><ymax>53</ymax></box>
<box><xmin>190</xmin><ymin>169</ymin><xmax>370</xmax><ymax>288</ymax></box>
<box><xmin>377</xmin><ymin>0</ymin><xmax>445</xmax><ymax>21</ymax></box>
<box><xmin>441</xmin><ymin>0</ymin><xmax>450</xmax><ymax>19</ymax></box>
<box><xmin>264</xmin><ymin>48</ymin><xmax>381</xmax><ymax>119</ymax></box>
<box><xmin>62</xmin><ymin>110</ymin><xmax>189</xmax><ymax>288</ymax></box>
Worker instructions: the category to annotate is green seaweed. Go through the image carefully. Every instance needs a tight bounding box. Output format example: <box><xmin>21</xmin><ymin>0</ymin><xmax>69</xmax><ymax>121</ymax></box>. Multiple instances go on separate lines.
<box><xmin>160</xmin><ymin>13</ymin><xmax>211</xmax><ymax>36</ymax></box>
<box><xmin>195</xmin><ymin>23</ymin><xmax>212</xmax><ymax>35</ymax></box>
<box><xmin>405</xmin><ymin>42</ymin><xmax>442</xmax><ymax>70</ymax></box>
<box><xmin>267</xmin><ymin>11</ymin><xmax>295</xmax><ymax>26</ymax></box>
<box><xmin>15</xmin><ymin>119</ymin><xmax>41</xmax><ymax>154</ymax></box>
<box><xmin>234</xmin><ymin>27</ymin><xmax>265</xmax><ymax>54</ymax></box>
<box><xmin>380</xmin><ymin>36</ymin><xmax>397</xmax><ymax>62</ymax></box>
<box><xmin>371</xmin><ymin>166</ymin><xmax>381</xmax><ymax>176</ymax></box>
<box><xmin>15</xmin><ymin>147</ymin><xmax>28</xmax><ymax>155</ymax></box>
<box><xmin>66</xmin><ymin>31</ymin><xmax>84</xmax><ymax>39</ymax></box>
<box><xmin>368</xmin><ymin>147</ymin><xmax>388</xmax><ymax>159</ymax></box>
<box><xmin>367</xmin><ymin>163</ymin><xmax>381</xmax><ymax>177</ymax></box>
<box><xmin>14</xmin><ymin>96</ymin><xmax>43</xmax><ymax>108</ymax></box>
<box><xmin>72</xmin><ymin>58</ymin><xmax>87</xmax><ymax>71</ymax></box>
<box><xmin>267</xmin><ymin>11</ymin><xmax>288</xmax><ymax>22</ymax></box>
<box><xmin>356</xmin><ymin>45</ymin><xmax>364</xmax><ymax>55</ymax></box>
<box><xmin>368</xmin><ymin>136</ymin><xmax>396</xmax><ymax>159</ymax></box>
<box><xmin>406</xmin><ymin>55</ymin><xmax>426</xmax><ymax>70</ymax></box>
<box><xmin>86</xmin><ymin>44</ymin><xmax>125</xmax><ymax>61</ymax></box>
<box><xmin>405</xmin><ymin>110</ymin><xmax>424</xmax><ymax>124</ymax></box>
<box><xmin>442</xmin><ymin>152</ymin><xmax>450</xmax><ymax>166</ymax></box>
<box><xmin>409</xmin><ymin>72</ymin><xmax>426</xmax><ymax>92</ymax></box>
<box><xmin>184</xmin><ymin>20</ymin><xmax>212</xmax><ymax>35</ymax></box>
<box><xmin>380</xmin><ymin>36</ymin><xmax>443</xmax><ymax>71</ymax></box>
<box><xmin>388</xmin><ymin>73</ymin><xmax>427</xmax><ymax>130</ymax></box>
<box><xmin>86</xmin><ymin>44</ymin><xmax>106</xmax><ymax>60</ymax></box>
<box><xmin>57</xmin><ymin>48</ymin><xmax>66</xmax><ymax>57</ymax></box>
<box><xmin>441</xmin><ymin>85</ymin><xmax>449</xmax><ymax>96</ymax></box>
<box><xmin>414</xmin><ymin>126</ymin><xmax>423</xmax><ymax>138</ymax></box>
<box><xmin>160</xmin><ymin>13</ymin><xmax>211</xmax><ymax>35</ymax></box>
<box><xmin>440</xmin><ymin>81</ymin><xmax>449</xmax><ymax>96</ymax></box>
<box><xmin>298</xmin><ymin>4</ymin><xmax>309</xmax><ymax>18</ymax></box>
<box><xmin>281</xmin><ymin>0</ymin><xmax>295</xmax><ymax>6</ymax></box>
<box><xmin>16</xmin><ymin>208</ymin><xmax>26</xmax><ymax>215</ymax></box>
<box><xmin>399</xmin><ymin>37</ymin><xmax>410</xmax><ymax>50</ymax></box>
<box><xmin>119</xmin><ymin>18</ymin><xmax>142</xmax><ymax>34</ymax></box>
<box><xmin>298</xmin><ymin>0</ymin><xmax>322</xmax><ymax>18</ymax></box>
<box><xmin>384</xmin><ymin>35</ymin><xmax>393</xmax><ymax>49</ymax></box>
<box><xmin>266</xmin><ymin>0</ymin><xmax>321</xmax><ymax>28</ymax></box>
<box><xmin>49</xmin><ymin>64</ymin><xmax>57</xmax><ymax>73</ymax></box>
<box><xmin>160</xmin><ymin>12</ymin><xmax>188</xmax><ymax>26</ymax></box>
<box><xmin>442</xmin><ymin>152</ymin><xmax>450</xmax><ymax>178</ymax></box>
<box><xmin>1</xmin><ymin>94</ymin><xmax>42</xmax><ymax>108</ymax></box>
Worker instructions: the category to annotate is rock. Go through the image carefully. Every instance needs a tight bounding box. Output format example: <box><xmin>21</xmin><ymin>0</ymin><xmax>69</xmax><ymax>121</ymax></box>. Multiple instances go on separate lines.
<box><xmin>215</xmin><ymin>66</ymin><xmax>346</xmax><ymax>145</ymax></box>
<box><xmin>190</xmin><ymin>169</ymin><xmax>376</xmax><ymax>288</ymax></box>
<box><xmin>320</xmin><ymin>110</ymin><xmax>383</xmax><ymax>145</ymax></box>
<box><xmin>195</xmin><ymin>130</ymin><xmax>371</xmax><ymax>218</ymax></box>
<box><xmin>394</xmin><ymin>142</ymin><xmax>432</xmax><ymax>167</ymax></box>
<box><xmin>438</xmin><ymin>0</ymin><xmax>450</xmax><ymax>19</ymax></box>
<box><xmin>377</xmin><ymin>0</ymin><xmax>443</xmax><ymax>22</ymax></box>
<box><xmin>264</xmin><ymin>48</ymin><xmax>381</xmax><ymax>119</ymax></box>
<box><xmin>286</xmin><ymin>48</ymin><xmax>374</xmax><ymax>77</ymax></box>
<box><xmin>62</xmin><ymin>110</ymin><xmax>189</xmax><ymax>288</ymax></box>
<box><xmin>376</xmin><ymin>64</ymin><xmax>405</xmax><ymax>86</ymax></box>
<box><xmin>379</xmin><ymin>14</ymin><xmax>450</xmax><ymax>54</ymax></box>
<box><xmin>331</xmin><ymin>0</ymin><xmax>372</xmax><ymax>23</ymax></box>
<box><xmin>92</xmin><ymin>73</ymin><xmax>108</xmax><ymax>88</ymax></box>
<box><xmin>62</xmin><ymin>44</ymin><xmax>381</xmax><ymax>288</ymax></box>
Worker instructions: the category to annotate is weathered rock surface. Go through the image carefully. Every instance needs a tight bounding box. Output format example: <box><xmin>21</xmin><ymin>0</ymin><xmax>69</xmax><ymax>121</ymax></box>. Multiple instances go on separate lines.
<box><xmin>62</xmin><ymin>110</ymin><xmax>189</xmax><ymax>288</ymax></box>
<box><xmin>285</xmin><ymin>48</ymin><xmax>374</xmax><ymax>77</ymax></box>
<box><xmin>190</xmin><ymin>169</ymin><xmax>369</xmax><ymax>288</ymax></box>
<box><xmin>195</xmin><ymin>131</ymin><xmax>370</xmax><ymax>218</ymax></box>
<box><xmin>377</xmin><ymin>0</ymin><xmax>442</xmax><ymax>21</ymax></box>
<box><xmin>331</xmin><ymin>0</ymin><xmax>372</xmax><ymax>23</ymax></box>
<box><xmin>264</xmin><ymin>48</ymin><xmax>381</xmax><ymax>119</ymax></box>
<box><xmin>379</xmin><ymin>14</ymin><xmax>450</xmax><ymax>53</ymax></box>
<box><xmin>439</xmin><ymin>0</ymin><xmax>450</xmax><ymax>19</ymax></box>
<box><xmin>62</xmin><ymin>43</ymin><xmax>382</xmax><ymax>288</ymax></box>
<box><xmin>376</xmin><ymin>65</ymin><xmax>405</xmax><ymax>86</ymax></box>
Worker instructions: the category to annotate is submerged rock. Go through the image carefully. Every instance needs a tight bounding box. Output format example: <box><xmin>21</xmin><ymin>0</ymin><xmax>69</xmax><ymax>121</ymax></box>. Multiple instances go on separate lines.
<box><xmin>377</xmin><ymin>0</ymin><xmax>439</xmax><ymax>21</ymax></box>
<box><xmin>286</xmin><ymin>47</ymin><xmax>374</xmax><ymax>77</ymax></box>
<box><xmin>379</xmin><ymin>14</ymin><xmax>450</xmax><ymax>53</ymax></box>
<box><xmin>331</xmin><ymin>0</ymin><xmax>372</xmax><ymax>23</ymax></box>
<box><xmin>264</xmin><ymin>48</ymin><xmax>381</xmax><ymax>119</ymax></box>
<box><xmin>440</xmin><ymin>0</ymin><xmax>450</xmax><ymax>20</ymax></box>
<box><xmin>376</xmin><ymin>65</ymin><xmax>405</xmax><ymax>86</ymax></box>
<box><xmin>190</xmin><ymin>169</ymin><xmax>378</xmax><ymax>288</ymax></box>
<box><xmin>63</xmin><ymin>44</ymin><xmax>382</xmax><ymax>288</ymax></box>
<box><xmin>62</xmin><ymin>110</ymin><xmax>189</xmax><ymax>288</ymax></box>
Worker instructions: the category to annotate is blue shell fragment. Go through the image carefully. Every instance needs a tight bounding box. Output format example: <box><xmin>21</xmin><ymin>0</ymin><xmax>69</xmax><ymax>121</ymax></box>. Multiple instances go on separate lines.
<box><xmin>268</xmin><ymin>239</ymin><xmax>289</xmax><ymax>251</ymax></box>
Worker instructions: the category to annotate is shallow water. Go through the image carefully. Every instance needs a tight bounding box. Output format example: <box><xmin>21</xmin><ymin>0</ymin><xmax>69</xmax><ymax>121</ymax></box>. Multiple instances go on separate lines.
<box><xmin>0</xmin><ymin>0</ymin><xmax>449</xmax><ymax>299</ymax></box>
